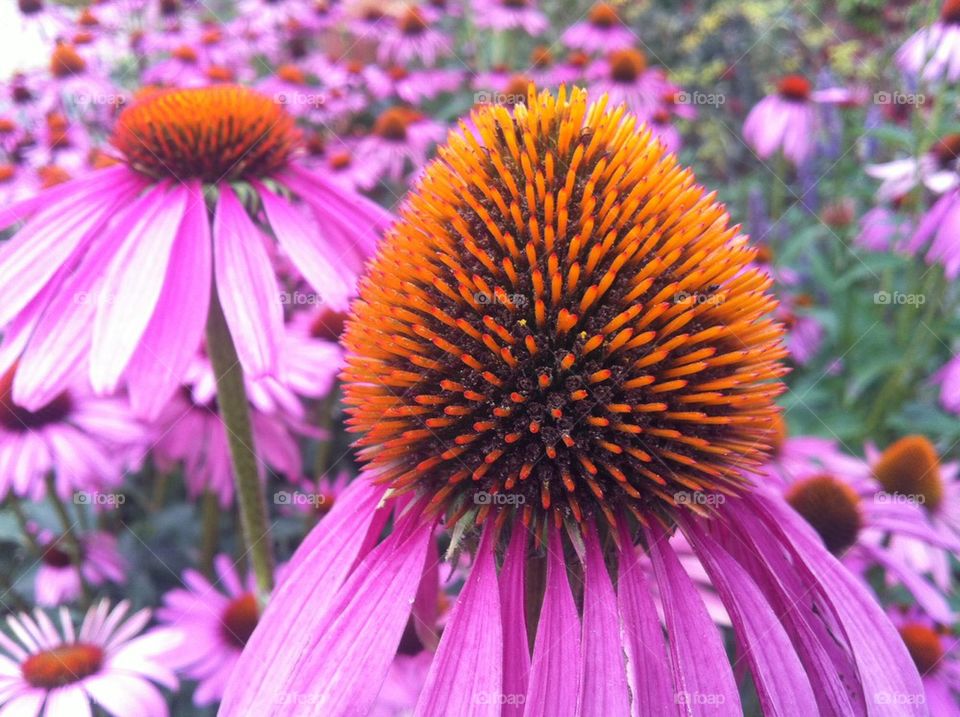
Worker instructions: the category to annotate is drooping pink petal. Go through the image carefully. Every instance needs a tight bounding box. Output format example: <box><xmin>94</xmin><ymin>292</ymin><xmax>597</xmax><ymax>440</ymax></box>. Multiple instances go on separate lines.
<box><xmin>411</xmin><ymin>535</ymin><xmax>440</xmax><ymax>652</ymax></box>
<box><xmin>44</xmin><ymin>686</ymin><xmax>92</xmax><ymax>717</ymax></box>
<box><xmin>221</xmin><ymin>476</ymin><xmax>387</xmax><ymax>713</ymax></box>
<box><xmin>81</xmin><ymin>673</ymin><xmax>166</xmax><ymax>717</ymax></box>
<box><xmin>616</xmin><ymin>522</ymin><xmax>675</xmax><ymax>715</ymax></box>
<box><xmin>578</xmin><ymin>523</ymin><xmax>629</xmax><ymax>716</ymax></box>
<box><xmin>257</xmin><ymin>186</ymin><xmax>353</xmax><ymax>311</ymax></box>
<box><xmin>0</xmin><ymin>170</ymin><xmax>143</xmax><ymax>327</ymax></box>
<box><xmin>724</xmin><ymin>496</ymin><xmax>926</xmax><ymax>717</ymax></box>
<box><xmin>125</xmin><ymin>182</ymin><xmax>212</xmax><ymax>419</ymax></box>
<box><xmin>499</xmin><ymin>526</ymin><xmax>529</xmax><ymax>717</ymax></box>
<box><xmin>524</xmin><ymin>523</ymin><xmax>580</xmax><ymax>717</ymax></box>
<box><xmin>415</xmin><ymin>526</ymin><xmax>502</xmax><ymax>716</ymax></box>
<box><xmin>683</xmin><ymin>517</ymin><xmax>818</xmax><ymax>717</ymax></box>
<box><xmin>645</xmin><ymin>520</ymin><xmax>741</xmax><ymax>716</ymax></box>
<box><xmin>212</xmin><ymin>186</ymin><xmax>283</xmax><ymax>377</ymax></box>
<box><xmin>90</xmin><ymin>183</ymin><xmax>189</xmax><ymax>393</ymax></box>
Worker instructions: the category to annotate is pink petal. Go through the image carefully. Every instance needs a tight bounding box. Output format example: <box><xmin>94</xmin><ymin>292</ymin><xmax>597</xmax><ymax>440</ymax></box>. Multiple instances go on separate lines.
<box><xmin>645</xmin><ymin>521</ymin><xmax>741</xmax><ymax>715</ymax></box>
<box><xmin>81</xmin><ymin>674</ymin><xmax>166</xmax><ymax>717</ymax></box>
<box><xmin>524</xmin><ymin>523</ymin><xmax>580</xmax><ymax>717</ymax></box>
<box><xmin>212</xmin><ymin>186</ymin><xmax>283</xmax><ymax>377</ymax></box>
<box><xmin>125</xmin><ymin>183</ymin><xmax>212</xmax><ymax>419</ymax></box>
<box><xmin>683</xmin><ymin>517</ymin><xmax>818</xmax><ymax>717</ymax></box>
<box><xmin>90</xmin><ymin>184</ymin><xmax>189</xmax><ymax>393</ymax></box>
<box><xmin>43</xmin><ymin>687</ymin><xmax>91</xmax><ymax>717</ymax></box>
<box><xmin>415</xmin><ymin>527</ymin><xmax>503</xmax><ymax>716</ymax></box>
<box><xmin>499</xmin><ymin>526</ymin><xmax>529</xmax><ymax>717</ymax></box>
<box><xmin>258</xmin><ymin>186</ymin><xmax>353</xmax><ymax>310</ymax></box>
<box><xmin>578</xmin><ymin>524</ymin><xmax>629</xmax><ymax>715</ymax></box>
<box><xmin>616</xmin><ymin>522</ymin><xmax>675</xmax><ymax>715</ymax></box>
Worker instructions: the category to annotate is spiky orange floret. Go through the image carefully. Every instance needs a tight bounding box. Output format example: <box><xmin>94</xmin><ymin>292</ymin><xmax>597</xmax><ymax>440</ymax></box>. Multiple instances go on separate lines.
<box><xmin>342</xmin><ymin>87</ymin><xmax>786</xmax><ymax>532</ymax></box>
<box><xmin>588</xmin><ymin>2</ymin><xmax>621</xmax><ymax>28</ymax></box>
<box><xmin>111</xmin><ymin>85</ymin><xmax>301</xmax><ymax>183</ymax></box>
<box><xmin>873</xmin><ymin>435</ymin><xmax>943</xmax><ymax>512</ymax></box>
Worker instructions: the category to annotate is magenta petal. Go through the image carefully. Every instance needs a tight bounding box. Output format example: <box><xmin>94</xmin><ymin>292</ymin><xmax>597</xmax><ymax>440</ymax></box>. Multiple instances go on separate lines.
<box><xmin>857</xmin><ymin>543</ymin><xmax>954</xmax><ymax>624</ymax></box>
<box><xmin>499</xmin><ymin>526</ymin><xmax>529</xmax><ymax>717</ymax></box>
<box><xmin>0</xmin><ymin>169</ymin><xmax>142</xmax><ymax>327</ymax></box>
<box><xmin>222</xmin><ymin>505</ymin><xmax>432</xmax><ymax>716</ymax></box>
<box><xmin>415</xmin><ymin>526</ymin><xmax>503</xmax><ymax>716</ymax></box>
<box><xmin>221</xmin><ymin>476</ymin><xmax>385</xmax><ymax>714</ymax></box>
<box><xmin>736</xmin><ymin>495</ymin><xmax>928</xmax><ymax>716</ymax></box>
<box><xmin>578</xmin><ymin>524</ymin><xmax>629</xmax><ymax>715</ymax></box>
<box><xmin>90</xmin><ymin>183</ymin><xmax>189</xmax><ymax>393</ymax></box>
<box><xmin>412</xmin><ymin>535</ymin><xmax>440</xmax><ymax>652</ymax></box>
<box><xmin>258</xmin><ymin>186</ymin><xmax>353</xmax><ymax>310</ymax></box>
<box><xmin>212</xmin><ymin>186</ymin><xmax>283</xmax><ymax>377</ymax></box>
<box><xmin>125</xmin><ymin>182</ymin><xmax>212</xmax><ymax>419</ymax></box>
<box><xmin>616</xmin><ymin>522</ymin><xmax>674</xmax><ymax>715</ymax></box>
<box><xmin>683</xmin><ymin>518</ymin><xmax>818</xmax><ymax>717</ymax></box>
<box><xmin>645</xmin><ymin>521</ymin><xmax>741</xmax><ymax>716</ymax></box>
<box><xmin>524</xmin><ymin>523</ymin><xmax>580</xmax><ymax>717</ymax></box>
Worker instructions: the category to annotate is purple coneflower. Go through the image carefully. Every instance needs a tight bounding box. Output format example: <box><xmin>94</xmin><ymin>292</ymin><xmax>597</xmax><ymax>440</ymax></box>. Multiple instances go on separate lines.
<box><xmin>221</xmin><ymin>88</ymin><xmax>925</xmax><ymax>716</ymax></box>
<box><xmin>743</xmin><ymin>75</ymin><xmax>850</xmax><ymax>166</ymax></box>
<box><xmin>0</xmin><ymin>84</ymin><xmax>391</xmax><ymax>421</ymax></box>
<box><xmin>562</xmin><ymin>2</ymin><xmax>636</xmax><ymax>54</ymax></box>
<box><xmin>157</xmin><ymin>555</ymin><xmax>260</xmax><ymax>706</ymax></box>
<box><xmin>357</xmin><ymin>106</ymin><xmax>446</xmax><ymax>184</ymax></box>
<box><xmin>867</xmin><ymin>435</ymin><xmax>960</xmax><ymax>591</ymax></box>
<box><xmin>0</xmin><ymin>600</ymin><xmax>181</xmax><ymax>717</ymax></box>
<box><xmin>896</xmin><ymin>0</ymin><xmax>960</xmax><ymax>83</ymax></box>
<box><xmin>0</xmin><ymin>364</ymin><xmax>142</xmax><ymax>501</ymax></box>
<box><xmin>472</xmin><ymin>0</ymin><xmax>547</xmax><ymax>35</ymax></box>
<box><xmin>888</xmin><ymin>606</ymin><xmax>960</xmax><ymax>715</ymax></box>
<box><xmin>933</xmin><ymin>353</ymin><xmax>960</xmax><ymax>414</ymax></box>
<box><xmin>34</xmin><ymin>529</ymin><xmax>126</xmax><ymax>607</ymax></box>
<box><xmin>585</xmin><ymin>48</ymin><xmax>674</xmax><ymax>121</ymax></box>
<box><xmin>378</xmin><ymin>8</ymin><xmax>451</xmax><ymax>66</ymax></box>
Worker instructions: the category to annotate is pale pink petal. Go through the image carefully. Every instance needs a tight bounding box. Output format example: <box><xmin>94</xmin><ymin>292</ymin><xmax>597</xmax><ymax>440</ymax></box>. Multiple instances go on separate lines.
<box><xmin>415</xmin><ymin>527</ymin><xmax>502</xmax><ymax>716</ymax></box>
<box><xmin>212</xmin><ymin>186</ymin><xmax>283</xmax><ymax>377</ymax></box>
<box><xmin>43</xmin><ymin>687</ymin><xmax>91</xmax><ymax>717</ymax></box>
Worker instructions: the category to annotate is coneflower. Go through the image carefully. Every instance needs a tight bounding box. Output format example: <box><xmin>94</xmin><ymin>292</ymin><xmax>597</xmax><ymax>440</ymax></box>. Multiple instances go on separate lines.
<box><xmin>0</xmin><ymin>84</ymin><xmax>391</xmax><ymax>596</ymax></box>
<box><xmin>222</xmin><ymin>88</ymin><xmax>924</xmax><ymax>715</ymax></box>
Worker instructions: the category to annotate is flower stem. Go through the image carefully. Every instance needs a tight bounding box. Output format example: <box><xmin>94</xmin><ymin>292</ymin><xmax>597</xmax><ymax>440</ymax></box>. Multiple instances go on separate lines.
<box><xmin>205</xmin><ymin>288</ymin><xmax>274</xmax><ymax>598</ymax></box>
<box><xmin>44</xmin><ymin>473</ymin><xmax>90</xmax><ymax>605</ymax></box>
<box><xmin>199</xmin><ymin>490</ymin><xmax>220</xmax><ymax>579</ymax></box>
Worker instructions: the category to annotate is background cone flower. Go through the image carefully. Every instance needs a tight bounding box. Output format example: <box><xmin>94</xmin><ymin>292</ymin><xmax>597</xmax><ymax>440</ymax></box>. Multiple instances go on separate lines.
<box><xmin>0</xmin><ymin>85</ymin><xmax>391</xmax><ymax>420</ymax></box>
<box><xmin>222</xmin><ymin>88</ymin><xmax>925</xmax><ymax>716</ymax></box>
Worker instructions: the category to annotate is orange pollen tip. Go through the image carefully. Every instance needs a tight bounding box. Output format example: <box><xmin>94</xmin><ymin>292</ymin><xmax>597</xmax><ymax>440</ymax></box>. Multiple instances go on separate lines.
<box><xmin>205</xmin><ymin>65</ymin><xmax>235</xmax><ymax>82</ymax></box>
<box><xmin>77</xmin><ymin>8</ymin><xmax>98</xmax><ymax>26</ymax></box>
<box><xmin>38</xmin><ymin>165</ymin><xmax>72</xmax><ymax>188</ymax></box>
<box><xmin>399</xmin><ymin>8</ymin><xmax>429</xmax><ymax>34</ymax></box>
<box><xmin>609</xmin><ymin>49</ymin><xmax>646</xmax><ymax>83</ymax></box>
<box><xmin>21</xmin><ymin>644</ymin><xmax>103</xmax><ymax>689</ymax></box>
<box><xmin>171</xmin><ymin>45</ymin><xmax>198</xmax><ymax>62</ymax></box>
<box><xmin>374</xmin><ymin>107</ymin><xmax>420</xmax><ymax>140</ymax></box>
<box><xmin>111</xmin><ymin>85</ymin><xmax>301</xmax><ymax>182</ymax></box>
<box><xmin>785</xmin><ymin>474</ymin><xmax>862</xmax><ymax>554</ymax></box>
<box><xmin>219</xmin><ymin>593</ymin><xmax>259</xmax><ymax>649</ymax></box>
<box><xmin>51</xmin><ymin>44</ymin><xmax>86</xmax><ymax>78</ymax></box>
<box><xmin>0</xmin><ymin>164</ymin><xmax>15</xmax><ymax>182</ymax></box>
<box><xmin>588</xmin><ymin>2</ymin><xmax>620</xmax><ymax>27</ymax></box>
<box><xmin>873</xmin><ymin>435</ymin><xmax>943</xmax><ymax>512</ymax></box>
<box><xmin>777</xmin><ymin>75</ymin><xmax>811</xmax><ymax>102</ymax></box>
<box><xmin>277</xmin><ymin>64</ymin><xmax>306</xmax><ymax>84</ymax></box>
<box><xmin>898</xmin><ymin>623</ymin><xmax>945</xmax><ymax>674</ymax></box>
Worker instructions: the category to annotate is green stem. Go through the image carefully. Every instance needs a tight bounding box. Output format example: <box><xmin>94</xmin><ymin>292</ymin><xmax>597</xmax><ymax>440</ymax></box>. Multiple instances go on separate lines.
<box><xmin>205</xmin><ymin>288</ymin><xmax>274</xmax><ymax>598</ymax></box>
<box><xmin>8</xmin><ymin>496</ymin><xmax>41</xmax><ymax>555</ymax></box>
<box><xmin>44</xmin><ymin>474</ymin><xmax>89</xmax><ymax>605</ymax></box>
<box><xmin>199</xmin><ymin>490</ymin><xmax>220</xmax><ymax>579</ymax></box>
